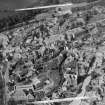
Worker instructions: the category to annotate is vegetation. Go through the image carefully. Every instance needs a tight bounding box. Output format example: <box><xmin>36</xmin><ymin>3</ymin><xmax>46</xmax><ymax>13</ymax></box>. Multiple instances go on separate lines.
<box><xmin>0</xmin><ymin>0</ymin><xmax>105</xmax><ymax>105</ymax></box>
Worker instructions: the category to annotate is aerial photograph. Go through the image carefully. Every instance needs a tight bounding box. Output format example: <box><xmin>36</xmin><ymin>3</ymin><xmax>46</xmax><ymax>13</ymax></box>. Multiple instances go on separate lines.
<box><xmin>0</xmin><ymin>0</ymin><xmax>105</xmax><ymax>105</ymax></box>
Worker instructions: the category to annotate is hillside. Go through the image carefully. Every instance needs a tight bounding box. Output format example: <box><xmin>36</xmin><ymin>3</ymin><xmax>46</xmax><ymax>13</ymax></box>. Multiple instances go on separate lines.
<box><xmin>0</xmin><ymin>0</ymin><xmax>99</xmax><ymax>20</ymax></box>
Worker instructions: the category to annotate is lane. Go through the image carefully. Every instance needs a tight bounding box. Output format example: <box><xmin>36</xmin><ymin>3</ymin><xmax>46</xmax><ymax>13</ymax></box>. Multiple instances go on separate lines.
<box><xmin>0</xmin><ymin>71</ymin><xmax>5</xmax><ymax>105</ymax></box>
